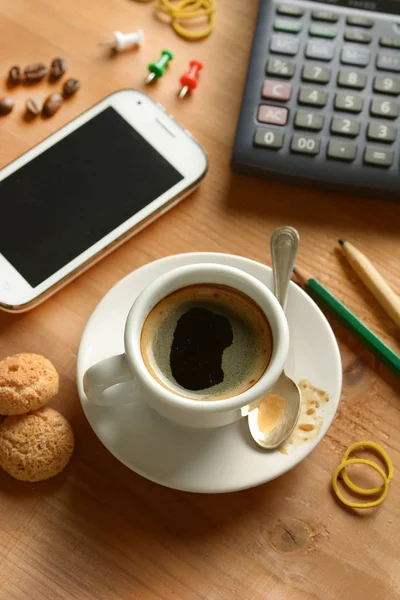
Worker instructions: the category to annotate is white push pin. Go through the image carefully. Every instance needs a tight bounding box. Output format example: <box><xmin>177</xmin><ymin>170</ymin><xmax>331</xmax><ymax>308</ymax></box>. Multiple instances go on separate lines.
<box><xmin>99</xmin><ymin>29</ymin><xmax>144</xmax><ymax>52</ymax></box>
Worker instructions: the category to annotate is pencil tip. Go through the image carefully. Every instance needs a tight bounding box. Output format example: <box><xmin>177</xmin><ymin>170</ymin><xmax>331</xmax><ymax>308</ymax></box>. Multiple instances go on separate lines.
<box><xmin>338</xmin><ymin>239</ymin><xmax>345</xmax><ymax>246</ymax></box>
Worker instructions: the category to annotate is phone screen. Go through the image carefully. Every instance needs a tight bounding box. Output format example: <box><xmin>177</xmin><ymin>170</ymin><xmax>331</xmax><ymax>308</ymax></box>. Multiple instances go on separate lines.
<box><xmin>0</xmin><ymin>107</ymin><xmax>184</xmax><ymax>287</ymax></box>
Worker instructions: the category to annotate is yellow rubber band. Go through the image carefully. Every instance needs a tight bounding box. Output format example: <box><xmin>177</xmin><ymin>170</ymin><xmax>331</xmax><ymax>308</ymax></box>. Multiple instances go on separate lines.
<box><xmin>341</xmin><ymin>441</ymin><xmax>393</xmax><ymax>496</ymax></box>
<box><xmin>333</xmin><ymin>459</ymin><xmax>389</xmax><ymax>509</ymax></box>
<box><xmin>156</xmin><ymin>0</ymin><xmax>215</xmax><ymax>18</ymax></box>
<box><xmin>154</xmin><ymin>0</ymin><xmax>216</xmax><ymax>39</ymax></box>
<box><xmin>171</xmin><ymin>13</ymin><xmax>216</xmax><ymax>39</ymax></box>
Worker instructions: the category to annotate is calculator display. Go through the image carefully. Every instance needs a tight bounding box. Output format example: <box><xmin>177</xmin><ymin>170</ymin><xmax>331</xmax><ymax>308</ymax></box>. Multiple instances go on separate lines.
<box><xmin>310</xmin><ymin>0</ymin><xmax>400</xmax><ymax>15</ymax></box>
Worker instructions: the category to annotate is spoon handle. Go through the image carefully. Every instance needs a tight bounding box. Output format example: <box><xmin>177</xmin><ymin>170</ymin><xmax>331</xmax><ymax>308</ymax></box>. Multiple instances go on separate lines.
<box><xmin>271</xmin><ymin>226</ymin><xmax>300</xmax><ymax>309</ymax></box>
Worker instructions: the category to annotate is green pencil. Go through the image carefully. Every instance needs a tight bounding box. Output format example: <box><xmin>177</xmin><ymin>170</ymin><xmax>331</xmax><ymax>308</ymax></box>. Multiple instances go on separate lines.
<box><xmin>293</xmin><ymin>265</ymin><xmax>400</xmax><ymax>377</ymax></box>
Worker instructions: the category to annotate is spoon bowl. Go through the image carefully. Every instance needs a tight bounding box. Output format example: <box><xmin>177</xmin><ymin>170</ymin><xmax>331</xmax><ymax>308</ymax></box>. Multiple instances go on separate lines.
<box><xmin>248</xmin><ymin>226</ymin><xmax>302</xmax><ymax>450</ymax></box>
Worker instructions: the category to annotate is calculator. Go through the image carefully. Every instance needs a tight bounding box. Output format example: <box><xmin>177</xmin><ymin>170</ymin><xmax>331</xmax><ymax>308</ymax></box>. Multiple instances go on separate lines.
<box><xmin>231</xmin><ymin>0</ymin><xmax>400</xmax><ymax>197</ymax></box>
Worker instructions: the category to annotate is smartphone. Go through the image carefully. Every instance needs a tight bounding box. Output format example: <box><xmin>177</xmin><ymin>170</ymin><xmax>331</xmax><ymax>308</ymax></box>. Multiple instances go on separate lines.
<box><xmin>0</xmin><ymin>90</ymin><xmax>208</xmax><ymax>312</ymax></box>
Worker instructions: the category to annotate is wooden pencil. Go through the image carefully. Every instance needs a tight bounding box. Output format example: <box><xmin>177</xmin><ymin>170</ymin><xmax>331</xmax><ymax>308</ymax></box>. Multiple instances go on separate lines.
<box><xmin>293</xmin><ymin>265</ymin><xmax>400</xmax><ymax>377</ymax></box>
<box><xmin>339</xmin><ymin>239</ymin><xmax>400</xmax><ymax>328</ymax></box>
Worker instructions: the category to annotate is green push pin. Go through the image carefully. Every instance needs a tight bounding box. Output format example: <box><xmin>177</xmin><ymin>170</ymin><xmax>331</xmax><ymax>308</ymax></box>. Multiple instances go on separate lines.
<box><xmin>145</xmin><ymin>49</ymin><xmax>174</xmax><ymax>84</ymax></box>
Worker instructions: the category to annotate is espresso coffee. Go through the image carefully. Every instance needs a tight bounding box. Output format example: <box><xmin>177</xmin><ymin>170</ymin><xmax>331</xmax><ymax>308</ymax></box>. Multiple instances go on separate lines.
<box><xmin>140</xmin><ymin>284</ymin><xmax>273</xmax><ymax>400</ymax></box>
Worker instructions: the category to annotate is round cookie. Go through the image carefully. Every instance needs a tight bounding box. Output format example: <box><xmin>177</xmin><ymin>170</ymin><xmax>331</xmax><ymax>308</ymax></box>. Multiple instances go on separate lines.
<box><xmin>0</xmin><ymin>407</ymin><xmax>74</xmax><ymax>482</ymax></box>
<box><xmin>0</xmin><ymin>353</ymin><xmax>59</xmax><ymax>415</ymax></box>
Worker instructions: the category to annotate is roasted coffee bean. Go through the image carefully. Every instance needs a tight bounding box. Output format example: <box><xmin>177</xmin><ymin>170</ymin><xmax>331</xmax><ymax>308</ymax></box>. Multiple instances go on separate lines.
<box><xmin>25</xmin><ymin>97</ymin><xmax>42</xmax><ymax>117</ymax></box>
<box><xmin>42</xmin><ymin>93</ymin><xmax>63</xmax><ymax>117</ymax></box>
<box><xmin>62</xmin><ymin>78</ymin><xmax>80</xmax><ymax>97</ymax></box>
<box><xmin>24</xmin><ymin>63</ymin><xmax>48</xmax><ymax>82</ymax></box>
<box><xmin>50</xmin><ymin>57</ymin><xmax>67</xmax><ymax>80</ymax></box>
<box><xmin>0</xmin><ymin>98</ymin><xmax>14</xmax><ymax>115</ymax></box>
<box><xmin>8</xmin><ymin>65</ymin><xmax>22</xmax><ymax>85</ymax></box>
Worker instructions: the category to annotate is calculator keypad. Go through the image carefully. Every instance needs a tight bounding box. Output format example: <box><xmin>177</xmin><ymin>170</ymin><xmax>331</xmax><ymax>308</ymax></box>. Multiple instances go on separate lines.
<box><xmin>341</xmin><ymin>46</ymin><xmax>370</xmax><ymax>66</ymax></box>
<box><xmin>334</xmin><ymin>93</ymin><xmax>364</xmax><ymax>113</ymax></box>
<box><xmin>302</xmin><ymin>64</ymin><xmax>331</xmax><ymax>83</ymax></box>
<box><xmin>367</xmin><ymin>122</ymin><xmax>397</xmax><ymax>142</ymax></box>
<box><xmin>291</xmin><ymin>134</ymin><xmax>321</xmax><ymax>155</ymax></box>
<box><xmin>294</xmin><ymin>110</ymin><xmax>324</xmax><ymax>131</ymax></box>
<box><xmin>327</xmin><ymin>140</ymin><xmax>357</xmax><ymax>161</ymax></box>
<box><xmin>274</xmin><ymin>18</ymin><xmax>302</xmax><ymax>33</ymax></box>
<box><xmin>266</xmin><ymin>57</ymin><xmax>296</xmax><ymax>78</ymax></box>
<box><xmin>346</xmin><ymin>15</ymin><xmax>374</xmax><ymax>28</ymax></box>
<box><xmin>276</xmin><ymin>4</ymin><xmax>304</xmax><ymax>17</ymax></box>
<box><xmin>247</xmin><ymin>0</ymin><xmax>400</xmax><ymax>184</ymax></box>
<box><xmin>309</xmin><ymin>23</ymin><xmax>338</xmax><ymax>38</ymax></box>
<box><xmin>312</xmin><ymin>10</ymin><xmax>338</xmax><ymax>23</ymax></box>
<box><xmin>373</xmin><ymin>75</ymin><xmax>400</xmax><ymax>95</ymax></box>
<box><xmin>376</xmin><ymin>52</ymin><xmax>400</xmax><ymax>72</ymax></box>
<box><xmin>299</xmin><ymin>86</ymin><xmax>327</xmax><ymax>106</ymax></box>
<box><xmin>306</xmin><ymin>40</ymin><xmax>334</xmax><ymax>60</ymax></box>
<box><xmin>370</xmin><ymin>98</ymin><xmax>399</xmax><ymax>118</ymax></box>
<box><xmin>344</xmin><ymin>30</ymin><xmax>372</xmax><ymax>44</ymax></box>
<box><xmin>262</xmin><ymin>80</ymin><xmax>292</xmax><ymax>101</ymax></box>
<box><xmin>258</xmin><ymin>105</ymin><xmax>288</xmax><ymax>125</ymax></box>
<box><xmin>270</xmin><ymin>35</ymin><xmax>299</xmax><ymax>55</ymax></box>
<box><xmin>254</xmin><ymin>127</ymin><xmax>285</xmax><ymax>149</ymax></box>
<box><xmin>330</xmin><ymin>116</ymin><xmax>360</xmax><ymax>137</ymax></box>
<box><xmin>364</xmin><ymin>147</ymin><xmax>393</xmax><ymax>167</ymax></box>
<box><xmin>337</xmin><ymin>69</ymin><xmax>366</xmax><ymax>89</ymax></box>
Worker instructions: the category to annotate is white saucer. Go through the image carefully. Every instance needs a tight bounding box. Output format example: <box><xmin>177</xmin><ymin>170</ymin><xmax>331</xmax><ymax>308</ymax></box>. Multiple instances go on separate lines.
<box><xmin>77</xmin><ymin>253</ymin><xmax>342</xmax><ymax>493</ymax></box>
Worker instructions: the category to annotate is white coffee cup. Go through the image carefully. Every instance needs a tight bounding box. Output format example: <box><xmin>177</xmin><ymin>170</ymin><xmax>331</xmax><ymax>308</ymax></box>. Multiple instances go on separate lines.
<box><xmin>83</xmin><ymin>263</ymin><xmax>289</xmax><ymax>428</ymax></box>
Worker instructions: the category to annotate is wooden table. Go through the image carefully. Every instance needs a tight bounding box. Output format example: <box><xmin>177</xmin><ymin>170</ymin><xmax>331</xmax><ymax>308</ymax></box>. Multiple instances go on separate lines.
<box><xmin>1</xmin><ymin>1</ymin><xmax>400</xmax><ymax>598</ymax></box>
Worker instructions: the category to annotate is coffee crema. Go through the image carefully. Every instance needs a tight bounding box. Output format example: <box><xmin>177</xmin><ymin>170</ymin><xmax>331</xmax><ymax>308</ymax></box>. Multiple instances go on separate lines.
<box><xmin>140</xmin><ymin>284</ymin><xmax>273</xmax><ymax>401</ymax></box>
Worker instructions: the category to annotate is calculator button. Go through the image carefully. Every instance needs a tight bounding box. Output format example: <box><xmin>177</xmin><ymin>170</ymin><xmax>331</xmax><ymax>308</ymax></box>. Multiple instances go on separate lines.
<box><xmin>337</xmin><ymin>69</ymin><xmax>366</xmax><ymax>89</ymax></box>
<box><xmin>330</xmin><ymin>116</ymin><xmax>360</xmax><ymax>137</ymax></box>
<box><xmin>327</xmin><ymin>140</ymin><xmax>357</xmax><ymax>161</ymax></box>
<box><xmin>309</xmin><ymin>24</ymin><xmax>337</xmax><ymax>39</ymax></box>
<box><xmin>367</xmin><ymin>122</ymin><xmax>397</xmax><ymax>143</ymax></box>
<box><xmin>294</xmin><ymin>110</ymin><xmax>324</xmax><ymax>131</ymax></box>
<box><xmin>376</xmin><ymin>52</ymin><xmax>400</xmax><ymax>72</ymax></box>
<box><xmin>344</xmin><ymin>30</ymin><xmax>372</xmax><ymax>44</ymax></box>
<box><xmin>277</xmin><ymin>4</ymin><xmax>304</xmax><ymax>17</ymax></box>
<box><xmin>298</xmin><ymin>87</ymin><xmax>327</xmax><ymax>107</ymax></box>
<box><xmin>262</xmin><ymin>80</ymin><xmax>292</xmax><ymax>101</ymax></box>
<box><xmin>257</xmin><ymin>105</ymin><xmax>288</xmax><ymax>125</ymax></box>
<box><xmin>274</xmin><ymin>18</ymin><xmax>302</xmax><ymax>33</ymax></box>
<box><xmin>266</xmin><ymin>58</ymin><xmax>296</xmax><ymax>78</ymax></box>
<box><xmin>346</xmin><ymin>15</ymin><xmax>374</xmax><ymax>28</ymax></box>
<box><xmin>370</xmin><ymin>98</ymin><xmax>399</xmax><ymax>119</ymax></box>
<box><xmin>341</xmin><ymin>46</ymin><xmax>370</xmax><ymax>66</ymax></box>
<box><xmin>311</xmin><ymin>10</ymin><xmax>338</xmax><ymax>23</ymax></box>
<box><xmin>270</xmin><ymin>35</ymin><xmax>299</xmax><ymax>55</ymax></box>
<box><xmin>373</xmin><ymin>75</ymin><xmax>400</xmax><ymax>95</ymax></box>
<box><xmin>380</xmin><ymin>37</ymin><xmax>400</xmax><ymax>50</ymax></box>
<box><xmin>364</xmin><ymin>147</ymin><xmax>393</xmax><ymax>167</ymax></box>
<box><xmin>306</xmin><ymin>40</ymin><xmax>334</xmax><ymax>61</ymax></box>
<box><xmin>334</xmin><ymin>93</ymin><xmax>364</xmax><ymax>113</ymax></box>
<box><xmin>302</xmin><ymin>64</ymin><xmax>331</xmax><ymax>83</ymax></box>
<box><xmin>254</xmin><ymin>128</ymin><xmax>285</xmax><ymax>149</ymax></box>
<box><xmin>291</xmin><ymin>134</ymin><xmax>321</xmax><ymax>155</ymax></box>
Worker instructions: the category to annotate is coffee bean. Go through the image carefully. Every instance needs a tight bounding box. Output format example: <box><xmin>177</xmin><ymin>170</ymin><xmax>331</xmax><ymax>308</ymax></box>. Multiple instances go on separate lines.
<box><xmin>0</xmin><ymin>98</ymin><xmax>14</xmax><ymax>115</ymax></box>
<box><xmin>50</xmin><ymin>57</ymin><xmax>67</xmax><ymax>80</ymax></box>
<box><xmin>24</xmin><ymin>63</ymin><xmax>48</xmax><ymax>82</ymax></box>
<box><xmin>42</xmin><ymin>93</ymin><xmax>63</xmax><ymax>117</ymax></box>
<box><xmin>62</xmin><ymin>78</ymin><xmax>80</xmax><ymax>97</ymax></box>
<box><xmin>25</xmin><ymin>97</ymin><xmax>42</xmax><ymax>117</ymax></box>
<box><xmin>8</xmin><ymin>65</ymin><xmax>22</xmax><ymax>85</ymax></box>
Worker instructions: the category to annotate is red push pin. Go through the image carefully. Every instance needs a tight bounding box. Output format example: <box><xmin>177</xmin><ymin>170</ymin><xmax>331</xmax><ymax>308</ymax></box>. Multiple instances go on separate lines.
<box><xmin>178</xmin><ymin>60</ymin><xmax>204</xmax><ymax>99</ymax></box>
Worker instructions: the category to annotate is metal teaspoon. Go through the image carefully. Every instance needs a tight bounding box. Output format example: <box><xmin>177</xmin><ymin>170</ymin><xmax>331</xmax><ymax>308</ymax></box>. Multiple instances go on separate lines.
<box><xmin>248</xmin><ymin>226</ymin><xmax>302</xmax><ymax>450</ymax></box>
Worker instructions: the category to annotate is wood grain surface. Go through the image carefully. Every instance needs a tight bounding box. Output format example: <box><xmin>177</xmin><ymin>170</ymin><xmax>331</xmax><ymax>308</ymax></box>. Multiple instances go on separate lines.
<box><xmin>1</xmin><ymin>1</ymin><xmax>400</xmax><ymax>599</ymax></box>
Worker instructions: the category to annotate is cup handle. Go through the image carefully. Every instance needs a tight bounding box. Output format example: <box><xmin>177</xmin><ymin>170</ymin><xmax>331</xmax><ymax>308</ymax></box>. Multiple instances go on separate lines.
<box><xmin>83</xmin><ymin>354</ymin><xmax>139</xmax><ymax>407</ymax></box>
